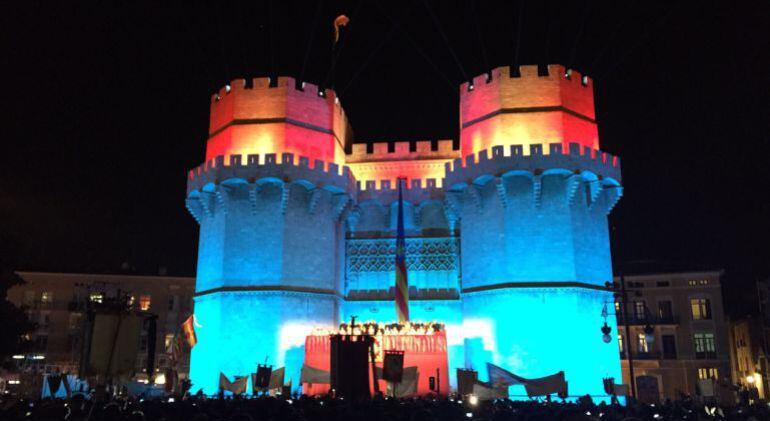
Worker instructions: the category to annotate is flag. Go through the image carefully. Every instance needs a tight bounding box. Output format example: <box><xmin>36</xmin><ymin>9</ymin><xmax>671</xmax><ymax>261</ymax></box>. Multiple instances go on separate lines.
<box><xmin>219</xmin><ymin>373</ymin><xmax>248</xmax><ymax>395</ymax></box>
<box><xmin>88</xmin><ymin>314</ymin><xmax>142</xmax><ymax>376</ymax></box>
<box><xmin>300</xmin><ymin>364</ymin><xmax>330</xmax><ymax>384</ymax></box>
<box><xmin>395</xmin><ymin>178</ymin><xmax>410</xmax><ymax>322</ymax></box>
<box><xmin>521</xmin><ymin>371</ymin><xmax>567</xmax><ymax>397</ymax></box>
<box><xmin>486</xmin><ymin>363</ymin><xmax>527</xmax><ymax>388</ymax></box>
<box><xmin>392</xmin><ymin>366</ymin><xmax>418</xmax><ymax>398</ymax></box>
<box><xmin>333</xmin><ymin>15</ymin><xmax>350</xmax><ymax>44</ymax></box>
<box><xmin>486</xmin><ymin>363</ymin><xmax>567</xmax><ymax>397</ymax></box>
<box><xmin>472</xmin><ymin>382</ymin><xmax>508</xmax><ymax>400</ymax></box>
<box><xmin>613</xmin><ymin>383</ymin><xmax>629</xmax><ymax>396</ymax></box>
<box><xmin>46</xmin><ymin>374</ymin><xmax>63</xmax><ymax>398</ymax></box>
<box><xmin>268</xmin><ymin>367</ymin><xmax>285</xmax><ymax>390</ymax></box>
<box><xmin>379</xmin><ymin>366</ymin><xmax>418</xmax><ymax>397</ymax></box>
<box><xmin>182</xmin><ymin>315</ymin><xmax>197</xmax><ymax>348</ymax></box>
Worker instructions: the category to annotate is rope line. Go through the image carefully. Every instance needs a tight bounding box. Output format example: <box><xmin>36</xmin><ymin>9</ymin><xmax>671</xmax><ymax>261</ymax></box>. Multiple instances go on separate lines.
<box><xmin>299</xmin><ymin>0</ymin><xmax>324</xmax><ymax>84</ymax></box>
<box><xmin>470</xmin><ymin>0</ymin><xmax>490</xmax><ymax>73</ymax></box>
<box><xmin>512</xmin><ymin>0</ymin><xmax>526</xmax><ymax>74</ymax></box>
<box><xmin>568</xmin><ymin>0</ymin><xmax>593</xmax><ymax>70</ymax></box>
<box><xmin>339</xmin><ymin>1</ymin><xmax>417</xmax><ymax>95</ymax></box>
<box><xmin>421</xmin><ymin>0</ymin><xmax>469</xmax><ymax>82</ymax></box>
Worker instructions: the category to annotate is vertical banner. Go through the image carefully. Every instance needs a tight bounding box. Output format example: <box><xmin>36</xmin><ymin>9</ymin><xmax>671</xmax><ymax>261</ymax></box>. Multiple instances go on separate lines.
<box><xmin>395</xmin><ymin>178</ymin><xmax>410</xmax><ymax>322</ymax></box>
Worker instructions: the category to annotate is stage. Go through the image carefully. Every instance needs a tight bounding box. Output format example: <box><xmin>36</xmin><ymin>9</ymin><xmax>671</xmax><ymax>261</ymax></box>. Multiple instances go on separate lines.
<box><xmin>303</xmin><ymin>322</ymin><xmax>449</xmax><ymax>397</ymax></box>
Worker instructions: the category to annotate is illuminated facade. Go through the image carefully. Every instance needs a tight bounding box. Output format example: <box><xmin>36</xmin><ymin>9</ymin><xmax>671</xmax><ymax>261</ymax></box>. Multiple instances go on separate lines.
<box><xmin>185</xmin><ymin>64</ymin><xmax>624</xmax><ymax>397</ymax></box>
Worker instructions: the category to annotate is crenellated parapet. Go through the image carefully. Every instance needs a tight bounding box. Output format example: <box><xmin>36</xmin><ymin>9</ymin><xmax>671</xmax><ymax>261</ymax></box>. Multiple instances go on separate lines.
<box><xmin>348</xmin><ymin>181</ymin><xmax>451</xmax><ymax>237</ymax></box>
<box><xmin>187</xmin><ymin>153</ymin><xmax>355</xmax><ymax>196</ymax></box>
<box><xmin>206</xmin><ymin>76</ymin><xmax>351</xmax><ymax>166</ymax></box>
<box><xmin>356</xmin><ymin>178</ymin><xmax>445</xmax><ymax>204</ymax></box>
<box><xmin>345</xmin><ymin>140</ymin><xmax>458</xmax><ymax>191</ymax></box>
<box><xmin>346</xmin><ymin>139</ymin><xmax>457</xmax><ymax>163</ymax></box>
<box><xmin>445</xmin><ymin>142</ymin><xmax>621</xmax><ymax>189</ymax></box>
<box><xmin>185</xmin><ymin>152</ymin><xmax>357</xmax><ymax>226</ymax></box>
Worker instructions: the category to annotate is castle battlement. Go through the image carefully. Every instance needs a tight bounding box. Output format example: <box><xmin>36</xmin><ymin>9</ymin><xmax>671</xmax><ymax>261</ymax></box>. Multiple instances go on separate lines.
<box><xmin>346</xmin><ymin>139</ymin><xmax>458</xmax><ymax>163</ymax></box>
<box><xmin>211</xmin><ymin>77</ymin><xmax>342</xmax><ymax>108</ymax></box>
<box><xmin>187</xmin><ymin>152</ymin><xmax>355</xmax><ymax>195</ymax></box>
<box><xmin>206</xmin><ymin>76</ymin><xmax>351</xmax><ymax>165</ymax></box>
<box><xmin>460</xmin><ymin>64</ymin><xmax>592</xmax><ymax>93</ymax></box>
<box><xmin>459</xmin><ymin>64</ymin><xmax>599</xmax><ymax>157</ymax></box>
<box><xmin>355</xmin><ymin>178</ymin><xmax>446</xmax><ymax>205</ymax></box>
<box><xmin>445</xmin><ymin>142</ymin><xmax>621</xmax><ymax>188</ymax></box>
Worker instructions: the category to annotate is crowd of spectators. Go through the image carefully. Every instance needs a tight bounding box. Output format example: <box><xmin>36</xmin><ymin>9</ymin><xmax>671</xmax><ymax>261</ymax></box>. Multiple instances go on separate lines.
<box><xmin>2</xmin><ymin>393</ymin><xmax>769</xmax><ymax>421</ymax></box>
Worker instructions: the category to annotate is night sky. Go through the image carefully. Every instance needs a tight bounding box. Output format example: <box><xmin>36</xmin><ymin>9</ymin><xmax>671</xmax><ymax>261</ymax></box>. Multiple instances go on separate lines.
<box><xmin>2</xmin><ymin>1</ymin><xmax>768</xmax><ymax>315</ymax></box>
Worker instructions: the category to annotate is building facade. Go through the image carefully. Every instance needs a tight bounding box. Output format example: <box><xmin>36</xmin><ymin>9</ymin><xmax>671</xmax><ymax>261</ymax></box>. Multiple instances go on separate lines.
<box><xmin>7</xmin><ymin>272</ymin><xmax>195</xmax><ymax>383</ymax></box>
<box><xmin>727</xmin><ymin>279</ymin><xmax>770</xmax><ymax>400</ymax></box>
<box><xmin>185</xmin><ymin>64</ymin><xmax>624</xmax><ymax>396</ymax></box>
<box><xmin>729</xmin><ymin>317</ymin><xmax>767</xmax><ymax>400</ymax></box>
<box><xmin>615</xmin><ymin>270</ymin><xmax>730</xmax><ymax>401</ymax></box>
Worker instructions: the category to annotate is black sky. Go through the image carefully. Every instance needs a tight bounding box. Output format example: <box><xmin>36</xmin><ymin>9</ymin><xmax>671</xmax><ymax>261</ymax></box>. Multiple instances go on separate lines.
<box><xmin>1</xmin><ymin>1</ymin><xmax>769</xmax><ymax>315</ymax></box>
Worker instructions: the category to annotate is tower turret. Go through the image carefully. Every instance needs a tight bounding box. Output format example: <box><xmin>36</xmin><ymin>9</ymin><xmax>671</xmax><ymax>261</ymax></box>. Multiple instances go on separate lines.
<box><xmin>460</xmin><ymin>65</ymin><xmax>598</xmax><ymax>157</ymax></box>
<box><xmin>449</xmin><ymin>65</ymin><xmax>622</xmax><ymax>398</ymax></box>
<box><xmin>206</xmin><ymin>77</ymin><xmax>352</xmax><ymax>164</ymax></box>
<box><xmin>186</xmin><ymin>78</ymin><xmax>356</xmax><ymax>393</ymax></box>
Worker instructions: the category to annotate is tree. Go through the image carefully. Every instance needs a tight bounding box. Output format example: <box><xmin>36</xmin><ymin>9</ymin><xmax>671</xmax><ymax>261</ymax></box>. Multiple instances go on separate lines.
<box><xmin>0</xmin><ymin>258</ymin><xmax>35</xmax><ymax>366</ymax></box>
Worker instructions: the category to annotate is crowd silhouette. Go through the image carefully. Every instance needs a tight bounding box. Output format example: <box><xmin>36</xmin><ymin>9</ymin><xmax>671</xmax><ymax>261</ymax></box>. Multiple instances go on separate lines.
<box><xmin>2</xmin><ymin>393</ymin><xmax>769</xmax><ymax>421</ymax></box>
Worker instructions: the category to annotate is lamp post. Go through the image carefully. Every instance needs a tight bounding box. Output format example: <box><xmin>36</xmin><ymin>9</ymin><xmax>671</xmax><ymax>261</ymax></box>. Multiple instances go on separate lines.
<box><xmin>616</xmin><ymin>273</ymin><xmax>637</xmax><ymax>399</ymax></box>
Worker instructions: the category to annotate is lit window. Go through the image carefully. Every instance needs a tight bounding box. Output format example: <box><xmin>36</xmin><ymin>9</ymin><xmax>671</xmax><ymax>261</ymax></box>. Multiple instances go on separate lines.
<box><xmin>694</xmin><ymin>332</ymin><xmax>716</xmax><ymax>359</ymax></box>
<box><xmin>691</xmin><ymin>298</ymin><xmax>712</xmax><ymax>320</ymax></box>
<box><xmin>658</xmin><ymin>300</ymin><xmax>674</xmax><ymax>320</ymax></box>
<box><xmin>637</xmin><ymin>333</ymin><xmax>649</xmax><ymax>353</ymax></box>
<box><xmin>634</xmin><ymin>301</ymin><xmax>646</xmax><ymax>320</ymax></box>
<box><xmin>41</xmin><ymin>291</ymin><xmax>53</xmax><ymax>306</ymax></box>
<box><xmin>165</xmin><ymin>334</ymin><xmax>175</xmax><ymax>350</ymax></box>
<box><xmin>618</xmin><ymin>334</ymin><xmax>624</xmax><ymax>352</ymax></box>
<box><xmin>139</xmin><ymin>295</ymin><xmax>151</xmax><ymax>311</ymax></box>
<box><xmin>697</xmin><ymin>367</ymin><xmax>718</xmax><ymax>380</ymax></box>
<box><xmin>89</xmin><ymin>292</ymin><xmax>103</xmax><ymax>304</ymax></box>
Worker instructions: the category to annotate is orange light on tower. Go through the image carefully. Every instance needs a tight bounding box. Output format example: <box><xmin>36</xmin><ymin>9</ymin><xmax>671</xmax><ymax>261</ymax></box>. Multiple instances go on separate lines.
<box><xmin>205</xmin><ymin>76</ymin><xmax>351</xmax><ymax>167</ymax></box>
<box><xmin>459</xmin><ymin>65</ymin><xmax>599</xmax><ymax>158</ymax></box>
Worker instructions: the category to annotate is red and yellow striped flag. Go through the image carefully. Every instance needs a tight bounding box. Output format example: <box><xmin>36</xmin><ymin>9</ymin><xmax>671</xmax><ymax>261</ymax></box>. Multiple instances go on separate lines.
<box><xmin>182</xmin><ymin>315</ymin><xmax>197</xmax><ymax>348</ymax></box>
<box><xmin>395</xmin><ymin>178</ymin><xmax>409</xmax><ymax>322</ymax></box>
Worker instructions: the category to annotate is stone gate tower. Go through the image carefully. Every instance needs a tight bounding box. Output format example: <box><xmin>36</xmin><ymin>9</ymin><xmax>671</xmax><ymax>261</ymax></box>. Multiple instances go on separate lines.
<box><xmin>186</xmin><ymin>65</ymin><xmax>623</xmax><ymax>397</ymax></box>
<box><xmin>185</xmin><ymin>78</ymin><xmax>354</xmax><ymax>393</ymax></box>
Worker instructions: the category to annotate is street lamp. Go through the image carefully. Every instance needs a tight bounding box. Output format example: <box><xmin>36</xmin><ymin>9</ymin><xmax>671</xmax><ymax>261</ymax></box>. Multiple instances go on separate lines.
<box><xmin>601</xmin><ymin>322</ymin><xmax>613</xmax><ymax>343</ymax></box>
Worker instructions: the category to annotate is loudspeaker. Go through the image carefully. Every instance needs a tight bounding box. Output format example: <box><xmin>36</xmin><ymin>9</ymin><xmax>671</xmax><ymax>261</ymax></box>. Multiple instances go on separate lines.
<box><xmin>382</xmin><ymin>351</ymin><xmax>405</xmax><ymax>383</ymax></box>
<box><xmin>456</xmin><ymin>369</ymin><xmax>478</xmax><ymax>396</ymax></box>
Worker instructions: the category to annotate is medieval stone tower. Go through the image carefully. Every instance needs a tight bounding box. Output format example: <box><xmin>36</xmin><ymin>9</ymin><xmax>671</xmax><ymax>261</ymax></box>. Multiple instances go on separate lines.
<box><xmin>186</xmin><ymin>65</ymin><xmax>623</xmax><ymax>397</ymax></box>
